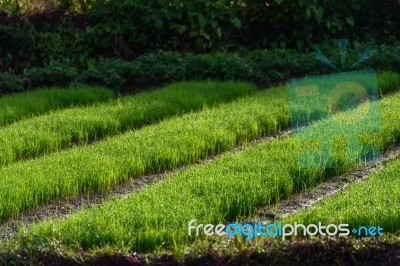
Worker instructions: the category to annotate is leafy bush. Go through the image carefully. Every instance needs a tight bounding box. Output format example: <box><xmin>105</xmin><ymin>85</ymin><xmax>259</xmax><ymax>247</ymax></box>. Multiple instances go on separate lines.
<box><xmin>0</xmin><ymin>23</ymin><xmax>36</xmax><ymax>71</ymax></box>
<box><xmin>1</xmin><ymin>45</ymin><xmax>399</xmax><ymax>93</ymax></box>
<box><xmin>1</xmin><ymin>0</ymin><xmax>400</xmax><ymax>71</ymax></box>
<box><xmin>0</xmin><ymin>72</ymin><xmax>26</xmax><ymax>92</ymax></box>
<box><xmin>80</xmin><ymin>58</ymin><xmax>133</xmax><ymax>89</ymax></box>
<box><xmin>25</xmin><ymin>62</ymin><xmax>77</xmax><ymax>88</ymax></box>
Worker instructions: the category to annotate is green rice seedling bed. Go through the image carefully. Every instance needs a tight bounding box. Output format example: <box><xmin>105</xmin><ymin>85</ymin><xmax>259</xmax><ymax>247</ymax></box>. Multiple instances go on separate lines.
<box><xmin>11</xmin><ymin>89</ymin><xmax>400</xmax><ymax>254</ymax></box>
<box><xmin>0</xmin><ymin>81</ymin><xmax>256</xmax><ymax>166</ymax></box>
<box><xmin>0</xmin><ymin>72</ymin><xmax>397</xmax><ymax>167</ymax></box>
<box><xmin>0</xmin><ymin>86</ymin><xmax>114</xmax><ymax>126</ymax></box>
<box><xmin>282</xmin><ymin>152</ymin><xmax>400</xmax><ymax>234</ymax></box>
<box><xmin>0</xmin><ymin>85</ymin><xmax>287</xmax><ymax>221</ymax></box>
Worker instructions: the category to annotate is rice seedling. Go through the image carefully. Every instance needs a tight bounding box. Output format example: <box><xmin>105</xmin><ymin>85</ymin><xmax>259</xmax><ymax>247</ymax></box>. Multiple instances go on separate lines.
<box><xmin>9</xmin><ymin>87</ymin><xmax>400</xmax><ymax>254</ymax></box>
<box><xmin>0</xmin><ymin>86</ymin><xmax>114</xmax><ymax>126</ymax></box>
<box><xmin>282</xmin><ymin>152</ymin><xmax>400</xmax><ymax>233</ymax></box>
<box><xmin>377</xmin><ymin>70</ymin><xmax>400</xmax><ymax>95</ymax></box>
<box><xmin>0</xmin><ymin>85</ymin><xmax>287</xmax><ymax>221</ymax></box>
<box><xmin>0</xmin><ymin>81</ymin><xmax>256</xmax><ymax>166</ymax></box>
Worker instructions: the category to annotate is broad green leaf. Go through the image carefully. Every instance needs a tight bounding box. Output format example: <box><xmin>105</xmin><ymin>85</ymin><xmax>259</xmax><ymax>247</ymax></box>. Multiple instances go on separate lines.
<box><xmin>216</xmin><ymin>27</ymin><xmax>222</xmax><ymax>38</ymax></box>
<box><xmin>306</xmin><ymin>7</ymin><xmax>312</xmax><ymax>18</ymax></box>
<box><xmin>230</xmin><ymin>18</ymin><xmax>242</xmax><ymax>29</ymax></box>
<box><xmin>346</xmin><ymin>16</ymin><xmax>355</xmax><ymax>26</ymax></box>
<box><xmin>313</xmin><ymin>7</ymin><xmax>324</xmax><ymax>21</ymax></box>
<box><xmin>198</xmin><ymin>14</ymin><xmax>207</xmax><ymax>28</ymax></box>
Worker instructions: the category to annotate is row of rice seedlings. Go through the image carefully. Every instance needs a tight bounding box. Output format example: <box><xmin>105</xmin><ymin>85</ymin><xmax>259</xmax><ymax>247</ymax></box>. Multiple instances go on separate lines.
<box><xmin>10</xmin><ymin>88</ymin><xmax>400</xmax><ymax>254</ymax></box>
<box><xmin>288</xmin><ymin>70</ymin><xmax>400</xmax><ymax>128</ymax></box>
<box><xmin>0</xmin><ymin>86</ymin><xmax>114</xmax><ymax>126</ymax></box>
<box><xmin>281</xmin><ymin>151</ymin><xmax>400</xmax><ymax>234</ymax></box>
<box><xmin>0</xmin><ymin>85</ymin><xmax>289</xmax><ymax>221</ymax></box>
<box><xmin>0</xmin><ymin>72</ymin><xmax>398</xmax><ymax>168</ymax></box>
<box><xmin>0</xmin><ymin>81</ymin><xmax>257</xmax><ymax>166</ymax></box>
<box><xmin>376</xmin><ymin>70</ymin><xmax>400</xmax><ymax>95</ymax></box>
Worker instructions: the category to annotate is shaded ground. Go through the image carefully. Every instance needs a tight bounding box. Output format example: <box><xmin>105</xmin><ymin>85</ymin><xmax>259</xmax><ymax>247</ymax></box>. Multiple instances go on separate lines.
<box><xmin>187</xmin><ymin>238</ymin><xmax>400</xmax><ymax>266</ymax></box>
<box><xmin>3</xmin><ymin>237</ymin><xmax>400</xmax><ymax>265</ymax></box>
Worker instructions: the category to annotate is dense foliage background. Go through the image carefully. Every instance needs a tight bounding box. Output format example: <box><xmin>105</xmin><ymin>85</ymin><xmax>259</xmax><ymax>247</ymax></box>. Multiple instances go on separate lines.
<box><xmin>0</xmin><ymin>0</ymin><xmax>399</xmax><ymax>93</ymax></box>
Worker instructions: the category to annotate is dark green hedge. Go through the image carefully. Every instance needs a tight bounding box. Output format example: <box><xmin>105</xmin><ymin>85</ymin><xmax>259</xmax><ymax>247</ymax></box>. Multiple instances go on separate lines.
<box><xmin>1</xmin><ymin>45</ymin><xmax>399</xmax><ymax>94</ymax></box>
<box><xmin>1</xmin><ymin>0</ymin><xmax>400</xmax><ymax>73</ymax></box>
